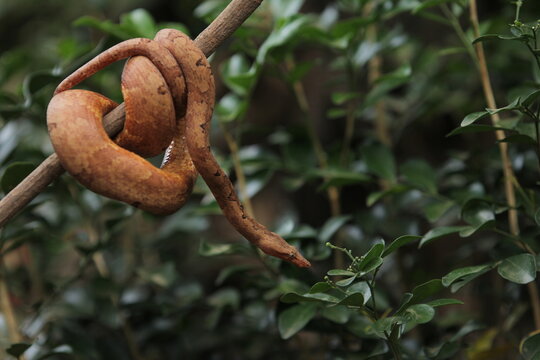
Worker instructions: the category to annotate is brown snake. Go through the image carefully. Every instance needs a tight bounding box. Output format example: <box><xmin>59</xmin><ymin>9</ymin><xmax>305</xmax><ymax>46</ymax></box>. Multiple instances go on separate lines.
<box><xmin>46</xmin><ymin>29</ymin><xmax>310</xmax><ymax>268</ymax></box>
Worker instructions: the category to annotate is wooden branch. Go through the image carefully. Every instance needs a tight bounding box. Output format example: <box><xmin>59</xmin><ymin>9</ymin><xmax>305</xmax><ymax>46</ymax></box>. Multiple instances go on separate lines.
<box><xmin>0</xmin><ymin>0</ymin><xmax>264</xmax><ymax>228</ymax></box>
<box><xmin>469</xmin><ymin>0</ymin><xmax>540</xmax><ymax>330</ymax></box>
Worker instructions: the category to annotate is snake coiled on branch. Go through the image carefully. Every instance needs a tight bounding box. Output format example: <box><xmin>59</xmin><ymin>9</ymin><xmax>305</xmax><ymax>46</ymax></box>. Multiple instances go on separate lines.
<box><xmin>47</xmin><ymin>29</ymin><xmax>310</xmax><ymax>268</ymax></box>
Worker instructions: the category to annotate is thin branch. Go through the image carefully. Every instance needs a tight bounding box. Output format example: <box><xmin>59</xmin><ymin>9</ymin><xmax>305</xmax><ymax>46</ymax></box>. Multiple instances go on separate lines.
<box><xmin>221</xmin><ymin>125</ymin><xmax>255</xmax><ymax>218</ymax></box>
<box><xmin>0</xmin><ymin>0</ymin><xmax>265</xmax><ymax>228</ymax></box>
<box><xmin>364</xmin><ymin>2</ymin><xmax>391</xmax><ymax>147</ymax></box>
<box><xmin>469</xmin><ymin>0</ymin><xmax>540</xmax><ymax>330</ymax></box>
<box><xmin>0</xmin><ymin>263</ymin><xmax>22</xmax><ymax>345</ymax></box>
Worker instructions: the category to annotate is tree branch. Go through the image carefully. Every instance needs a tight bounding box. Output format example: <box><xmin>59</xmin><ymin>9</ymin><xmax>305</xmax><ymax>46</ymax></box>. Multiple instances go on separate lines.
<box><xmin>469</xmin><ymin>0</ymin><xmax>540</xmax><ymax>330</ymax></box>
<box><xmin>0</xmin><ymin>0</ymin><xmax>264</xmax><ymax>228</ymax></box>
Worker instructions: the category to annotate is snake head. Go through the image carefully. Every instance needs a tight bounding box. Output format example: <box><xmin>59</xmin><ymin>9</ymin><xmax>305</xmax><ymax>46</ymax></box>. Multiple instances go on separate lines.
<box><xmin>256</xmin><ymin>231</ymin><xmax>311</xmax><ymax>268</ymax></box>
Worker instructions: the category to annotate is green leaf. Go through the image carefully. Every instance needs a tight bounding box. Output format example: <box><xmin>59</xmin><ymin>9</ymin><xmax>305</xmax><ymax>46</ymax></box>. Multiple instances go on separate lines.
<box><xmin>395</xmin><ymin>279</ymin><xmax>443</xmax><ymax>315</ymax></box>
<box><xmin>6</xmin><ymin>343</ymin><xmax>31</xmax><ymax>357</ymax></box>
<box><xmin>382</xmin><ymin>235</ymin><xmax>421</xmax><ymax>257</ymax></box>
<box><xmin>215</xmin><ymin>264</ymin><xmax>255</xmax><ymax>286</ymax></box>
<box><xmin>208</xmin><ymin>288</ymin><xmax>240</xmax><ymax>309</ymax></box>
<box><xmin>461</xmin><ymin>199</ymin><xmax>495</xmax><ymax>231</ymax></box>
<box><xmin>286</xmin><ymin>60</ymin><xmax>315</xmax><ymax>83</ymax></box>
<box><xmin>268</xmin><ymin>0</ymin><xmax>305</xmax><ymax>19</ymax></box>
<box><xmin>327</xmin><ymin>269</ymin><xmax>356</xmax><ymax>277</ymax></box>
<box><xmin>331</xmin><ymin>91</ymin><xmax>361</xmax><ymax>106</ymax></box>
<box><xmin>199</xmin><ymin>239</ymin><xmax>248</xmax><ymax>257</ymax></box>
<box><xmin>520</xmin><ymin>330</ymin><xmax>540</xmax><ymax>360</ymax></box>
<box><xmin>194</xmin><ymin>0</ymin><xmax>228</xmax><ymax>20</ymax></box>
<box><xmin>442</xmin><ymin>264</ymin><xmax>494</xmax><ymax>292</ymax></box>
<box><xmin>473</xmin><ymin>33</ymin><xmax>533</xmax><ymax>44</ymax></box>
<box><xmin>442</xmin><ymin>264</ymin><xmax>492</xmax><ymax>286</ymax></box>
<box><xmin>357</xmin><ymin>239</ymin><xmax>385</xmax><ymax>272</ymax></box>
<box><xmin>364</xmin><ymin>65</ymin><xmax>411</xmax><ymax>107</ymax></box>
<box><xmin>336</xmin><ymin>292</ymin><xmax>365</xmax><ymax>307</ymax></box>
<box><xmin>278</xmin><ymin>303</ymin><xmax>317</xmax><ymax>339</ymax></box>
<box><xmin>372</xmin><ymin>316</ymin><xmax>402</xmax><ymax>337</ymax></box>
<box><xmin>461</xmin><ymin>111</ymin><xmax>489</xmax><ymax>126</ymax></box>
<box><xmin>137</xmin><ymin>262</ymin><xmax>177</xmax><ymax>288</ymax></box>
<box><xmin>331</xmin><ymin>16</ymin><xmax>374</xmax><ymax>40</ymax></box>
<box><xmin>413</xmin><ymin>0</ymin><xmax>454</xmax><ymax>13</ymax></box>
<box><xmin>215</xmin><ymin>93</ymin><xmax>247</xmax><ymax>123</ymax></box>
<box><xmin>1</xmin><ymin>162</ymin><xmax>35</xmax><ymax>193</ymax></box>
<box><xmin>497</xmin><ymin>254</ymin><xmax>537</xmax><ymax>284</ymax></box>
<box><xmin>346</xmin><ymin>282</ymin><xmax>371</xmax><ymax>305</ymax></box>
<box><xmin>281</xmin><ymin>224</ymin><xmax>318</xmax><ymax>240</ymax></box>
<box><xmin>281</xmin><ymin>292</ymin><xmax>340</xmax><ymax>304</ymax></box>
<box><xmin>426</xmin><ymin>298</ymin><xmax>464</xmax><ymax>307</ymax></box>
<box><xmin>400</xmin><ymin>160</ymin><xmax>437</xmax><ymax>194</ymax></box>
<box><xmin>319</xmin><ymin>215</ymin><xmax>352</xmax><ymax>243</ymax></box>
<box><xmin>423</xmin><ymin>198</ymin><xmax>455</xmax><ymax>223</ymax></box>
<box><xmin>376</xmin><ymin>64</ymin><xmax>412</xmax><ymax>83</ymax></box>
<box><xmin>446</xmin><ymin>124</ymin><xmax>514</xmax><ymax>137</ymax></box>
<box><xmin>74</xmin><ymin>17</ymin><xmax>133</xmax><ymax>40</ymax></box>
<box><xmin>220</xmin><ymin>54</ymin><xmax>255</xmax><ymax>96</ymax></box>
<box><xmin>361</xmin><ymin>143</ymin><xmax>397</xmax><ymax>182</ymax></box>
<box><xmin>535</xmin><ymin>208</ymin><xmax>540</xmax><ymax>226</ymax></box>
<box><xmin>121</xmin><ymin>8</ymin><xmax>156</xmax><ymax>38</ymax></box>
<box><xmin>321</xmin><ymin>305</ymin><xmax>351</xmax><ymax>324</ymax></box>
<box><xmin>366</xmin><ymin>184</ymin><xmax>409</xmax><ymax>206</ymax></box>
<box><xmin>404</xmin><ymin>304</ymin><xmax>435</xmax><ymax>324</ymax></box>
<box><xmin>486</xmin><ymin>96</ymin><xmax>522</xmax><ymax>114</ymax></box>
<box><xmin>498</xmin><ymin>134</ymin><xmax>537</xmax><ymax>145</ymax></box>
<box><xmin>312</xmin><ymin>168</ymin><xmax>370</xmax><ymax>189</ymax></box>
<box><xmin>336</xmin><ymin>276</ymin><xmax>357</xmax><ymax>287</ymax></box>
<box><xmin>256</xmin><ymin>16</ymin><xmax>311</xmax><ymax>66</ymax></box>
<box><xmin>521</xmin><ymin>89</ymin><xmax>540</xmax><ymax>107</ymax></box>
<box><xmin>419</xmin><ymin>226</ymin><xmax>470</xmax><ymax>248</ymax></box>
<box><xmin>309</xmin><ymin>282</ymin><xmax>332</xmax><ymax>293</ymax></box>
<box><xmin>411</xmin><ymin>279</ymin><xmax>444</xmax><ymax>303</ymax></box>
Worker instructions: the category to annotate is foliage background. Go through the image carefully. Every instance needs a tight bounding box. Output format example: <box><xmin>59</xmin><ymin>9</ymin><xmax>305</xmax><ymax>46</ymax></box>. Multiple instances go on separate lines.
<box><xmin>1</xmin><ymin>0</ymin><xmax>540</xmax><ymax>359</ymax></box>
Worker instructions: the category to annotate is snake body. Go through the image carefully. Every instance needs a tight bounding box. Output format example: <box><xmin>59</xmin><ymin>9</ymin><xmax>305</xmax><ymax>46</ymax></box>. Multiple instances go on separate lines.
<box><xmin>47</xmin><ymin>29</ymin><xmax>310</xmax><ymax>268</ymax></box>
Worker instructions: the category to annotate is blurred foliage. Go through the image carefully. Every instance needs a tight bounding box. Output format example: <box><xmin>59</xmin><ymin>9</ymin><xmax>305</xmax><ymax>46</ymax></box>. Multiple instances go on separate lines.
<box><xmin>1</xmin><ymin>0</ymin><xmax>540</xmax><ymax>359</ymax></box>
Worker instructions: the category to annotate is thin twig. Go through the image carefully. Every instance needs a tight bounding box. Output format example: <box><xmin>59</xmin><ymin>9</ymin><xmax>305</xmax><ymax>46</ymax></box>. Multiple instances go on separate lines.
<box><xmin>286</xmin><ymin>59</ymin><xmax>343</xmax><ymax>270</ymax></box>
<box><xmin>220</xmin><ymin>124</ymin><xmax>280</xmax><ymax>277</ymax></box>
<box><xmin>287</xmin><ymin>61</ymin><xmax>342</xmax><ymax>217</ymax></box>
<box><xmin>0</xmin><ymin>0</ymin><xmax>265</xmax><ymax>228</ymax></box>
<box><xmin>221</xmin><ymin>126</ymin><xmax>255</xmax><ymax>217</ymax></box>
<box><xmin>468</xmin><ymin>0</ymin><xmax>540</xmax><ymax>330</ymax></box>
<box><xmin>0</xmin><ymin>263</ymin><xmax>22</xmax><ymax>345</ymax></box>
<box><xmin>364</xmin><ymin>2</ymin><xmax>391</xmax><ymax>147</ymax></box>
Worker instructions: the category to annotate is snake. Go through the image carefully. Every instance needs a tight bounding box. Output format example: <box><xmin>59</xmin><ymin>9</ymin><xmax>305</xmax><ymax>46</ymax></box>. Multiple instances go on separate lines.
<box><xmin>46</xmin><ymin>29</ymin><xmax>310</xmax><ymax>268</ymax></box>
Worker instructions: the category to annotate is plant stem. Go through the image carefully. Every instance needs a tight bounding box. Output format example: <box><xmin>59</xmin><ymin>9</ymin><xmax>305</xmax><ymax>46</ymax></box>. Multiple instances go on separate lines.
<box><xmin>221</xmin><ymin>125</ymin><xmax>255</xmax><ymax>217</ymax></box>
<box><xmin>493</xmin><ymin>228</ymin><xmax>536</xmax><ymax>255</ymax></box>
<box><xmin>0</xmin><ymin>263</ymin><xmax>21</xmax><ymax>344</ymax></box>
<box><xmin>90</xmin><ymin>238</ymin><xmax>147</xmax><ymax>360</ymax></box>
<box><xmin>469</xmin><ymin>0</ymin><xmax>540</xmax><ymax>330</ymax></box>
<box><xmin>286</xmin><ymin>59</ymin><xmax>343</xmax><ymax>268</ymax></box>
<box><xmin>291</xmin><ymin>75</ymin><xmax>342</xmax><ymax>218</ymax></box>
<box><xmin>526</xmin><ymin>42</ymin><xmax>540</xmax><ymax>74</ymax></box>
<box><xmin>364</xmin><ymin>2</ymin><xmax>391</xmax><ymax>147</ymax></box>
<box><xmin>441</xmin><ymin>4</ymin><xmax>479</xmax><ymax>69</ymax></box>
<box><xmin>514</xmin><ymin>0</ymin><xmax>523</xmax><ymax>22</ymax></box>
<box><xmin>384</xmin><ymin>328</ymin><xmax>402</xmax><ymax>360</ymax></box>
<box><xmin>220</xmin><ymin>123</ymin><xmax>280</xmax><ymax>277</ymax></box>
